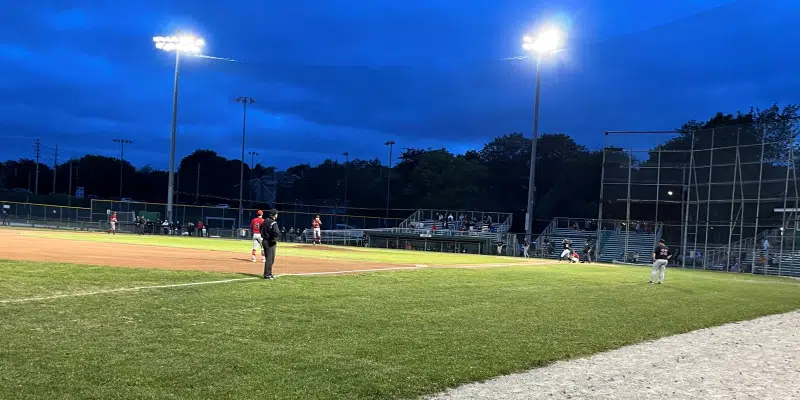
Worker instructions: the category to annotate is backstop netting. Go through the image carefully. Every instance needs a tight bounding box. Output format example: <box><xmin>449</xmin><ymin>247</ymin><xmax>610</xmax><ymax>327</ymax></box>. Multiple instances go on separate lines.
<box><xmin>599</xmin><ymin>119</ymin><xmax>800</xmax><ymax>276</ymax></box>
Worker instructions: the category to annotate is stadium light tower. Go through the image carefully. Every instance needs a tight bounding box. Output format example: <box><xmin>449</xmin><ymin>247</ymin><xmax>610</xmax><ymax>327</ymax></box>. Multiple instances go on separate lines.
<box><xmin>235</xmin><ymin>97</ymin><xmax>255</xmax><ymax>230</ymax></box>
<box><xmin>521</xmin><ymin>26</ymin><xmax>564</xmax><ymax>243</ymax></box>
<box><xmin>153</xmin><ymin>34</ymin><xmax>205</xmax><ymax>223</ymax></box>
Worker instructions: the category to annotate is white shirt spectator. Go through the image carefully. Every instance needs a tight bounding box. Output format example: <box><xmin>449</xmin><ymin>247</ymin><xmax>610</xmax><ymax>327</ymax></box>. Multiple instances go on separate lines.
<box><xmin>447</xmin><ymin>213</ymin><xmax>453</xmax><ymax>222</ymax></box>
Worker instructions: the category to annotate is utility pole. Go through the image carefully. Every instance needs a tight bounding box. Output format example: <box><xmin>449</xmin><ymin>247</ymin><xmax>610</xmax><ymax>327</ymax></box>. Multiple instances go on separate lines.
<box><xmin>248</xmin><ymin>151</ymin><xmax>259</xmax><ymax>205</ymax></box>
<box><xmin>384</xmin><ymin>141</ymin><xmax>395</xmax><ymax>221</ymax></box>
<box><xmin>68</xmin><ymin>160</ymin><xmax>73</xmax><ymax>206</ymax></box>
<box><xmin>195</xmin><ymin>163</ymin><xmax>200</xmax><ymax>204</ymax></box>
<box><xmin>235</xmin><ymin>96</ymin><xmax>255</xmax><ymax>229</ymax></box>
<box><xmin>112</xmin><ymin>139</ymin><xmax>133</xmax><ymax>198</ymax></box>
<box><xmin>52</xmin><ymin>145</ymin><xmax>58</xmax><ymax>194</ymax></box>
<box><xmin>343</xmin><ymin>152</ymin><xmax>349</xmax><ymax>207</ymax></box>
<box><xmin>33</xmin><ymin>139</ymin><xmax>41</xmax><ymax>195</ymax></box>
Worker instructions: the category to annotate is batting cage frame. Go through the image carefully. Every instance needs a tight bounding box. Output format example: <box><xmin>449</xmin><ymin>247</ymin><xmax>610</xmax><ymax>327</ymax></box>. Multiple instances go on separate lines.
<box><xmin>597</xmin><ymin>120</ymin><xmax>800</xmax><ymax>277</ymax></box>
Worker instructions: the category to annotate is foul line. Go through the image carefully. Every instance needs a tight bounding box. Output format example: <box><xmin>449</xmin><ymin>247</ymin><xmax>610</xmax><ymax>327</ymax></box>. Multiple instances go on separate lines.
<box><xmin>0</xmin><ymin>262</ymin><xmax>546</xmax><ymax>304</ymax></box>
<box><xmin>0</xmin><ymin>277</ymin><xmax>259</xmax><ymax>304</ymax></box>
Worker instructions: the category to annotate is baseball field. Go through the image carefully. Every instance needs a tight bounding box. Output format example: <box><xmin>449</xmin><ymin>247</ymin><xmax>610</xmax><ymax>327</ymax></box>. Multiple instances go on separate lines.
<box><xmin>1</xmin><ymin>227</ymin><xmax>800</xmax><ymax>399</ymax></box>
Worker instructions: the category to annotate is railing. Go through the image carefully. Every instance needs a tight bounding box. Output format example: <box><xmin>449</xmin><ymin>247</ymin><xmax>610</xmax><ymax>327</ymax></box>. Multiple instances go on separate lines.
<box><xmin>398</xmin><ymin>209</ymin><xmax>423</xmax><ymax>229</ymax></box>
<box><xmin>535</xmin><ymin>218</ymin><xmax>559</xmax><ymax>249</ymax></box>
<box><xmin>364</xmin><ymin>227</ymin><xmax>504</xmax><ymax>239</ymax></box>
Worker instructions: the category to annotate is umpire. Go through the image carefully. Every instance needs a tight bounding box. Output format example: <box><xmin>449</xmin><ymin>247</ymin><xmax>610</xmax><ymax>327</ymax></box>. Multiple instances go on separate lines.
<box><xmin>262</xmin><ymin>208</ymin><xmax>281</xmax><ymax>280</ymax></box>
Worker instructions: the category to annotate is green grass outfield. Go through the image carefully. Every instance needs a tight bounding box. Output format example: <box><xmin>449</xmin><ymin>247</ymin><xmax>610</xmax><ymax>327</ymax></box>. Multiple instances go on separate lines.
<box><xmin>2</xmin><ymin>250</ymin><xmax>799</xmax><ymax>399</ymax></box>
<box><xmin>10</xmin><ymin>229</ymin><xmax>523</xmax><ymax>265</ymax></box>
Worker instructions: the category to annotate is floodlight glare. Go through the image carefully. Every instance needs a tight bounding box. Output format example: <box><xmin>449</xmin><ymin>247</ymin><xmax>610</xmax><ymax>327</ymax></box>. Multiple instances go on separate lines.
<box><xmin>153</xmin><ymin>35</ymin><xmax>205</xmax><ymax>54</ymax></box>
<box><xmin>521</xmin><ymin>27</ymin><xmax>563</xmax><ymax>54</ymax></box>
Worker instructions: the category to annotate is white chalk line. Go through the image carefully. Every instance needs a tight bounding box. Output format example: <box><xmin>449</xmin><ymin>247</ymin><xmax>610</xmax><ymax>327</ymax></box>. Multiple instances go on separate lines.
<box><xmin>0</xmin><ymin>277</ymin><xmax>259</xmax><ymax>304</ymax></box>
<box><xmin>0</xmin><ymin>262</ymin><xmax>546</xmax><ymax>304</ymax></box>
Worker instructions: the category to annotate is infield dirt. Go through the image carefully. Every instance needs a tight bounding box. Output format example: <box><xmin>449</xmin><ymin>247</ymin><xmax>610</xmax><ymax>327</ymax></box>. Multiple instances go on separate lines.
<box><xmin>0</xmin><ymin>229</ymin><xmax>401</xmax><ymax>275</ymax></box>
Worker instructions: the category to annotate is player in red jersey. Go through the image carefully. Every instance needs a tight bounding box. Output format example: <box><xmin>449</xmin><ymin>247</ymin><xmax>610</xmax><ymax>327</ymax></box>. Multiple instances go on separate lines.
<box><xmin>311</xmin><ymin>215</ymin><xmax>322</xmax><ymax>245</ymax></box>
<box><xmin>250</xmin><ymin>210</ymin><xmax>265</xmax><ymax>262</ymax></box>
<box><xmin>108</xmin><ymin>212</ymin><xmax>118</xmax><ymax>235</ymax></box>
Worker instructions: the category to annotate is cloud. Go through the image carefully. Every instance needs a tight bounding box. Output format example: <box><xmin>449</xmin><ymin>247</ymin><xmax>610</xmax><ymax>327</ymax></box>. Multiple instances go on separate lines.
<box><xmin>0</xmin><ymin>0</ymin><xmax>798</xmax><ymax>170</ymax></box>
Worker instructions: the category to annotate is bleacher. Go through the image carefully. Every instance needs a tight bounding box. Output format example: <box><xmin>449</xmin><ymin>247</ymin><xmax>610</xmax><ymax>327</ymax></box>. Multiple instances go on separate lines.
<box><xmin>597</xmin><ymin>230</ymin><xmax>659</xmax><ymax>265</ymax></box>
<box><xmin>398</xmin><ymin>209</ymin><xmax>513</xmax><ymax>239</ymax></box>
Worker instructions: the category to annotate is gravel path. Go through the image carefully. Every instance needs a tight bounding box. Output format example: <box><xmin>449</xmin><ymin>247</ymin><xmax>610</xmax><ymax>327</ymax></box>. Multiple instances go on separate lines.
<box><xmin>427</xmin><ymin>311</ymin><xmax>800</xmax><ymax>400</ymax></box>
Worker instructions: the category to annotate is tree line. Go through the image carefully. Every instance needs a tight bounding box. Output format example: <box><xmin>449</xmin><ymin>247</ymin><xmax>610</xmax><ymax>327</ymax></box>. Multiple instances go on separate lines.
<box><xmin>1</xmin><ymin>104</ymin><xmax>797</xmax><ymax>231</ymax></box>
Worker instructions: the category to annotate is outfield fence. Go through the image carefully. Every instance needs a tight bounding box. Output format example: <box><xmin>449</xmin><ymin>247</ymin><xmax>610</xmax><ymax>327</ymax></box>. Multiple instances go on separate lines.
<box><xmin>89</xmin><ymin>199</ymin><xmax>404</xmax><ymax>230</ymax></box>
<box><xmin>1</xmin><ymin>200</ymin><xmax>91</xmax><ymax>222</ymax></box>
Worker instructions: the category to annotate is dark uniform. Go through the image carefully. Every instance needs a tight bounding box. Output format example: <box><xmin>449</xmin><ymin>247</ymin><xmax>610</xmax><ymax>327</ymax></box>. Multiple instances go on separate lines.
<box><xmin>650</xmin><ymin>240</ymin><xmax>671</xmax><ymax>284</ymax></box>
<box><xmin>263</xmin><ymin>209</ymin><xmax>281</xmax><ymax>280</ymax></box>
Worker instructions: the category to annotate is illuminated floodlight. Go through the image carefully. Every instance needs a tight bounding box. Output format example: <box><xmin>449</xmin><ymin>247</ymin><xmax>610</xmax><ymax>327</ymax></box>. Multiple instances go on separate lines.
<box><xmin>153</xmin><ymin>35</ymin><xmax>205</xmax><ymax>54</ymax></box>
<box><xmin>667</xmin><ymin>190</ymin><xmax>674</xmax><ymax>196</ymax></box>
<box><xmin>521</xmin><ymin>27</ymin><xmax>564</xmax><ymax>54</ymax></box>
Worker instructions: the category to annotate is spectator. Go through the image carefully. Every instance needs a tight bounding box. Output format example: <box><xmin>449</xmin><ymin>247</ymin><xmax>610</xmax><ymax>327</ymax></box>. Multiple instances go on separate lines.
<box><xmin>1</xmin><ymin>208</ymin><xmax>7</xmax><ymax>226</ymax></box>
<box><xmin>162</xmin><ymin>220</ymin><xmax>169</xmax><ymax>235</ymax></box>
<box><xmin>281</xmin><ymin>226</ymin><xmax>287</xmax><ymax>242</ymax></box>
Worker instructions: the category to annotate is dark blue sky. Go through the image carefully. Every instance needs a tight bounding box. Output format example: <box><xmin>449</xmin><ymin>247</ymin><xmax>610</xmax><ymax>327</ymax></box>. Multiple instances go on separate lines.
<box><xmin>0</xmin><ymin>0</ymin><xmax>797</xmax><ymax>169</ymax></box>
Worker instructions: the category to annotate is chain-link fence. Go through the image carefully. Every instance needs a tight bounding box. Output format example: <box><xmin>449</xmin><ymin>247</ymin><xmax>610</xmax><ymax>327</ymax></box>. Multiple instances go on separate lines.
<box><xmin>1</xmin><ymin>201</ymin><xmax>91</xmax><ymax>222</ymax></box>
<box><xmin>599</xmin><ymin>120</ymin><xmax>800</xmax><ymax>277</ymax></box>
<box><xmin>90</xmin><ymin>199</ymin><xmax>405</xmax><ymax>230</ymax></box>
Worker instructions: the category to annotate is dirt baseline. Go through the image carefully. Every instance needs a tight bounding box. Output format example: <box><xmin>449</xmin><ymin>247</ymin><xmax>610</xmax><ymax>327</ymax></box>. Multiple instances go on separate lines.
<box><xmin>0</xmin><ymin>230</ymin><xmax>403</xmax><ymax>275</ymax></box>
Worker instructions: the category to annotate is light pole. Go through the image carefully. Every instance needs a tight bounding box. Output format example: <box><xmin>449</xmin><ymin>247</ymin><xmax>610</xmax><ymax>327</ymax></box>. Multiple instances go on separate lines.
<box><xmin>153</xmin><ymin>34</ymin><xmax>205</xmax><ymax>223</ymax></box>
<box><xmin>342</xmin><ymin>152</ymin><xmax>349</xmax><ymax>207</ymax></box>
<box><xmin>521</xmin><ymin>27</ymin><xmax>564</xmax><ymax>243</ymax></box>
<box><xmin>248</xmin><ymin>151</ymin><xmax>259</xmax><ymax>205</ymax></box>
<box><xmin>236</xmin><ymin>97</ymin><xmax>255</xmax><ymax>229</ymax></box>
<box><xmin>112</xmin><ymin>139</ymin><xmax>132</xmax><ymax>198</ymax></box>
<box><xmin>384</xmin><ymin>141</ymin><xmax>395</xmax><ymax>221</ymax></box>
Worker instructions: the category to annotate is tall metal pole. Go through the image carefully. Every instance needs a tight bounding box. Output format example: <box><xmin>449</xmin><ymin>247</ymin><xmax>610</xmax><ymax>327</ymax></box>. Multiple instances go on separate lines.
<box><xmin>343</xmin><ymin>152</ymin><xmax>349</xmax><ymax>207</ymax></box>
<box><xmin>778</xmin><ymin>137</ymin><xmax>793</xmax><ymax>276</ymax></box>
<box><xmin>385</xmin><ymin>141</ymin><xmax>395</xmax><ymax>221</ymax></box>
<box><xmin>166</xmin><ymin>51</ymin><xmax>180</xmax><ymax>223</ymax></box>
<box><xmin>681</xmin><ymin>132</ymin><xmax>696</xmax><ymax>269</ymax></box>
<box><xmin>624</xmin><ymin>149</ymin><xmax>633</xmax><ymax>258</ymax></box>
<box><xmin>525</xmin><ymin>58</ymin><xmax>543</xmax><ymax>243</ymax></box>
<box><xmin>725</xmin><ymin>128</ymin><xmax>741</xmax><ymax>272</ymax></box>
<box><xmin>195</xmin><ymin>163</ymin><xmax>200</xmax><ymax>204</ymax></box>
<box><xmin>680</xmin><ymin>166</ymin><xmax>686</xmax><ymax>261</ymax></box>
<box><xmin>236</xmin><ymin>97</ymin><xmax>255</xmax><ymax>229</ymax></box>
<box><xmin>68</xmin><ymin>160</ymin><xmax>73</xmax><ymax>207</ymax></box>
<box><xmin>113</xmin><ymin>139</ymin><xmax>132</xmax><ymax>198</ymax></box>
<box><xmin>654</xmin><ymin>145</ymin><xmax>662</xmax><ymax>222</ymax></box>
<box><xmin>595</xmin><ymin>132</ymin><xmax>609</xmax><ymax>254</ymax></box>
<box><xmin>703</xmin><ymin>129</ymin><xmax>715</xmax><ymax>269</ymax></box>
<box><xmin>248</xmin><ymin>151</ymin><xmax>259</xmax><ymax>205</ymax></box>
<box><xmin>33</xmin><ymin>139</ymin><xmax>41</xmax><ymax>195</ymax></box>
<box><xmin>52</xmin><ymin>145</ymin><xmax>58</xmax><ymax>195</ymax></box>
<box><xmin>790</xmin><ymin>147</ymin><xmax>799</xmax><ymax>274</ymax></box>
<box><xmin>751</xmin><ymin>126</ymin><xmax>767</xmax><ymax>274</ymax></box>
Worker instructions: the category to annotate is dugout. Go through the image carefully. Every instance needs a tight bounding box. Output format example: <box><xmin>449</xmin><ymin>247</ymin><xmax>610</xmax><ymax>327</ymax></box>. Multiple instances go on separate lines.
<box><xmin>364</xmin><ymin>230</ymin><xmax>496</xmax><ymax>255</ymax></box>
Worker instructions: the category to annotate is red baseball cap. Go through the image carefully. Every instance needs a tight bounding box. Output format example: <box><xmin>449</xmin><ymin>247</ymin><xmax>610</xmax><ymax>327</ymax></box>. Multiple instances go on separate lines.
<box><xmin>257</xmin><ymin>210</ymin><xmax>263</xmax><ymax>216</ymax></box>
